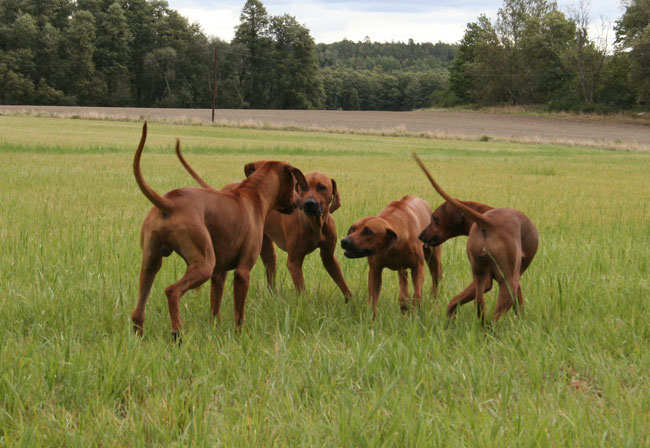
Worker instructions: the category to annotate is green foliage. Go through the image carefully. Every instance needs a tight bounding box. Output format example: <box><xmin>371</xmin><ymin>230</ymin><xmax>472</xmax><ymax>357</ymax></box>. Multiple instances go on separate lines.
<box><xmin>233</xmin><ymin>0</ymin><xmax>272</xmax><ymax>108</ymax></box>
<box><xmin>0</xmin><ymin>0</ymin><xmax>646</xmax><ymax>112</ymax></box>
<box><xmin>449</xmin><ymin>0</ymin><xmax>649</xmax><ymax>111</ymax></box>
<box><xmin>616</xmin><ymin>0</ymin><xmax>650</xmax><ymax>105</ymax></box>
<box><xmin>0</xmin><ymin>0</ymin><xmax>214</xmax><ymax>107</ymax></box>
<box><xmin>269</xmin><ymin>14</ymin><xmax>323</xmax><ymax>109</ymax></box>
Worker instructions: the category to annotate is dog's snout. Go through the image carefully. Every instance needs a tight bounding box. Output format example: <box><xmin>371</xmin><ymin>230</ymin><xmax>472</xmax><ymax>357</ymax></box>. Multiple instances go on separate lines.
<box><xmin>303</xmin><ymin>197</ymin><xmax>319</xmax><ymax>214</ymax></box>
<box><xmin>418</xmin><ymin>231</ymin><xmax>426</xmax><ymax>242</ymax></box>
<box><xmin>341</xmin><ymin>237</ymin><xmax>352</xmax><ymax>250</ymax></box>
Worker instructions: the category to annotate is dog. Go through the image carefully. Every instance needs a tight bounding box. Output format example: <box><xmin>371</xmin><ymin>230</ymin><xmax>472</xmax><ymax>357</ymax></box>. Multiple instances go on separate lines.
<box><xmin>413</xmin><ymin>154</ymin><xmax>538</xmax><ymax>322</ymax></box>
<box><xmin>175</xmin><ymin>148</ymin><xmax>352</xmax><ymax>300</ymax></box>
<box><xmin>340</xmin><ymin>195</ymin><xmax>442</xmax><ymax>318</ymax></box>
<box><xmin>131</xmin><ymin>123</ymin><xmax>308</xmax><ymax>339</ymax></box>
<box><xmin>418</xmin><ymin>200</ymin><xmax>494</xmax><ymax>316</ymax></box>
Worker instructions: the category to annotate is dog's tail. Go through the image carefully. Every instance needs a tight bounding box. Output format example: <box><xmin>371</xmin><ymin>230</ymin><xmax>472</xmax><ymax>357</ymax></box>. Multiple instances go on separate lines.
<box><xmin>175</xmin><ymin>139</ymin><xmax>216</xmax><ymax>190</ymax></box>
<box><xmin>413</xmin><ymin>154</ymin><xmax>494</xmax><ymax>230</ymax></box>
<box><xmin>133</xmin><ymin>122</ymin><xmax>172</xmax><ymax>213</ymax></box>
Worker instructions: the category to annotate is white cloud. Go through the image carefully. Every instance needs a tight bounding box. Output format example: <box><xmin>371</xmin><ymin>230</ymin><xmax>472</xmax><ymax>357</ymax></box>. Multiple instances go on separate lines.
<box><xmin>171</xmin><ymin>0</ymin><xmax>623</xmax><ymax>45</ymax></box>
<box><xmin>177</xmin><ymin>7</ymin><xmax>239</xmax><ymax>40</ymax></box>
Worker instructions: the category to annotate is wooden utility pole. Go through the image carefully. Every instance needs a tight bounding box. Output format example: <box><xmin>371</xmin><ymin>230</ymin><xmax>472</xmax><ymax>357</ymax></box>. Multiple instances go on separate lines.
<box><xmin>211</xmin><ymin>47</ymin><xmax>218</xmax><ymax>122</ymax></box>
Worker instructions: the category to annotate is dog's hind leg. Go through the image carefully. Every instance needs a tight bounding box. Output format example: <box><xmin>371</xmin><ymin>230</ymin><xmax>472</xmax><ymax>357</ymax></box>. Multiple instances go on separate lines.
<box><xmin>260</xmin><ymin>235</ymin><xmax>277</xmax><ymax>292</ymax></box>
<box><xmin>132</xmin><ymin>239</ymin><xmax>163</xmax><ymax>335</ymax></box>
<box><xmin>474</xmin><ymin>274</ymin><xmax>491</xmax><ymax>323</ymax></box>
<box><xmin>492</xmin><ymin>276</ymin><xmax>521</xmax><ymax>322</ymax></box>
<box><xmin>210</xmin><ymin>270</ymin><xmax>227</xmax><ymax>319</ymax></box>
<box><xmin>164</xmin><ymin>228</ymin><xmax>215</xmax><ymax>341</ymax></box>
<box><xmin>233</xmin><ymin>267</ymin><xmax>252</xmax><ymax>329</ymax></box>
<box><xmin>446</xmin><ymin>278</ymin><xmax>493</xmax><ymax>318</ymax></box>
<box><xmin>514</xmin><ymin>285</ymin><xmax>524</xmax><ymax>316</ymax></box>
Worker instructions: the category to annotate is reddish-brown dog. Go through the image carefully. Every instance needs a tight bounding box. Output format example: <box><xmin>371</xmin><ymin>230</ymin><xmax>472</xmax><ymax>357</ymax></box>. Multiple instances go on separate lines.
<box><xmin>340</xmin><ymin>195</ymin><xmax>442</xmax><ymax>318</ymax></box>
<box><xmin>131</xmin><ymin>123</ymin><xmax>307</xmax><ymax>339</ymax></box>
<box><xmin>175</xmin><ymin>151</ymin><xmax>352</xmax><ymax>300</ymax></box>
<box><xmin>414</xmin><ymin>155</ymin><xmax>538</xmax><ymax>322</ymax></box>
<box><xmin>418</xmin><ymin>200</ymin><xmax>495</xmax><ymax>316</ymax></box>
<box><xmin>259</xmin><ymin>171</ymin><xmax>352</xmax><ymax>300</ymax></box>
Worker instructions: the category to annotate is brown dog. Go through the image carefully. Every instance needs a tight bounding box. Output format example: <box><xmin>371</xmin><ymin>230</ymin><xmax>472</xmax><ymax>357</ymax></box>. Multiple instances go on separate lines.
<box><xmin>418</xmin><ymin>200</ymin><xmax>495</xmax><ymax>316</ymax></box>
<box><xmin>131</xmin><ymin>123</ymin><xmax>307</xmax><ymax>339</ymax></box>
<box><xmin>414</xmin><ymin>155</ymin><xmax>538</xmax><ymax>322</ymax></box>
<box><xmin>176</xmin><ymin>150</ymin><xmax>352</xmax><ymax>300</ymax></box>
<box><xmin>340</xmin><ymin>195</ymin><xmax>442</xmax><ymax>318</ymax></box>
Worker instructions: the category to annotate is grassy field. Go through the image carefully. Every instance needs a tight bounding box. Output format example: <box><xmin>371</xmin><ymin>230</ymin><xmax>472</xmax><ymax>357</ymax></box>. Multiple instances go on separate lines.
<box><xmin>1</xmin><ymin>115</ymin><xmax>649</xmax><ymax>446</ymax></box>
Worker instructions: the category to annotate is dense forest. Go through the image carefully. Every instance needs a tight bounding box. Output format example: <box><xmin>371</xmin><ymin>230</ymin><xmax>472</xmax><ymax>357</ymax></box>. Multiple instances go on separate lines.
<box><xmin>0</xmin><ymin>0</ymin><xmax>648</xmax><ymax>111</ymax></box>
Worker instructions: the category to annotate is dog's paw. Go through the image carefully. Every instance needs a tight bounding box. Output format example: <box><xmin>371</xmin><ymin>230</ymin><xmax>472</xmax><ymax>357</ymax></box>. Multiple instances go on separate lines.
<box><xmin>172</xmin><ymin>331</ymin><xmax>183</xmax><ymax>346</ymax></box>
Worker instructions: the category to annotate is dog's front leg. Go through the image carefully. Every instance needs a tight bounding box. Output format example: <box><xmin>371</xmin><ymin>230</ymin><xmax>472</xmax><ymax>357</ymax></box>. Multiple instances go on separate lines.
<box><xmin>398</xmin><ymin>269</ymin><xmax>410</xmax><ymax>312</ymax></box>
<box><xmin>319</xmin><ymin>243</ymin><xmax>352</xmax><ymax>302</ymax></box>
<box><xmin>411</xmin><ymin>262</ymin><xmax>425</xmax><ymax>309</ymax></box>
<box><xmin>286</xmin><ymin>252</ymin><xmax>306</xmax><ymax>293</ymax></box>
<box><xmin>424</xmin><ymin>245</ymin><xmax>442</xmax><ymax>296</ymax></box>
<box><xmin>368</xmin><ymin>266</ymin><xmax>383</xmax><ymax>319</ymax></box>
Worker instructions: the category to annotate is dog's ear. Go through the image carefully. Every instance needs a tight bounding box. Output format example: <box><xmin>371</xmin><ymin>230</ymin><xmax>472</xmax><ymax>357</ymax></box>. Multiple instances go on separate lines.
<box><xmin>450</xmin><ymin>202</ymin><xmax>464</xmax><ymax>227</ymax></box>
<box><xmin>329</xmin><ymin>178</ymin><xmax>341</xmax><ymax>214</ymax></box>
<box><xmin>384</xmin><ymin>227</ymin><xmax>398</xmax><ymax>250</ymax></box>
<box><xmin>286</xmin><ymin>165</ymin><xmax>308</xmax><ymax>191</ymax></box>
<box><xmin>244</xmin><ymin>162</ymin><xmax>257</xmax><ymax>178</ymax></box>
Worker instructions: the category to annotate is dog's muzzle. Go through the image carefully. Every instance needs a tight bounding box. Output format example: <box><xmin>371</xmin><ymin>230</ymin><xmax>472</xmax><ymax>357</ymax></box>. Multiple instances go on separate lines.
<box><xmin>418</xmin><ymin>231</ymin><xmax>440</xmax><ymax>247</ymax></box>
<box><xmin>341</xmin><ymin>237</ymin><xmax>373</xmax><ymax>259</ymax></box>
<box><xmin>302</xmin><ymin>198</ymin><xmax>321</xmax><ymax>215</ymax></box>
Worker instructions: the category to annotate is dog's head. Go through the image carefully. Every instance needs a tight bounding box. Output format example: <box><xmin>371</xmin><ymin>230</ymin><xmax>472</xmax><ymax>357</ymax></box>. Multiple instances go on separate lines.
<box><xmin>244</xmin><ymin>161</ymin><xmax>308</xmax><ymax>215</ymax></box>
<box><xmin>299</xmin><ymin>172</ymin><xmax>341</xmax><ymax>217</ymax></box>
<box><xmin>341</xmin><ymin>217</ymin><xmax>397</xmax><ymax>259</ymax></box>
<box><xmin>418</xmin><ymin>202</ymin><xmax>465</xmax><ymax>247</ymax></box>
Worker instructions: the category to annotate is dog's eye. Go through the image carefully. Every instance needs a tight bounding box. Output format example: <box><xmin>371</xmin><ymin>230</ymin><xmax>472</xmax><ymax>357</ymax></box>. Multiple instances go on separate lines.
<box><xmin>347</xmin><ymin>226</ymin><xmax>356</xmax><ymax>235</ymax></box>
<box><xmin>432</xmin><ymin>216</ymin><xmax>439</xmax><ymax>225</ymax></box>
<box><xmin>361</xmin><ymin>227</ymin><xmax>373</xmax><ymax>236</ymax></box>
<box><xmin>317</xmin><ymin>184</ymin><xmax>327</xmax><ymax>192</ymax></box>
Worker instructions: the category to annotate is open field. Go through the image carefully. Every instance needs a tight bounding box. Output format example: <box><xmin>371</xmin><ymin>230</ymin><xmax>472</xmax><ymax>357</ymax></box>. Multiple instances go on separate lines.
<box><xmin>1</xmin><ymin>115</ymin><xmax>649</xmax><ymax>446</ymax></box>
<box><xmin>2</xmin><ymin>105</ymin><xmax>650</xmax><ymax>152</ymax></box>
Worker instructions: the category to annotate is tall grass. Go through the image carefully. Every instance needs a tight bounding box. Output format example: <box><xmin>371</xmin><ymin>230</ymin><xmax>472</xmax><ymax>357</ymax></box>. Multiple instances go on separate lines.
<box><xmin>0</xmin><ymin>116</ymin><xmax>648</xmax><ymax>446</ymax></box>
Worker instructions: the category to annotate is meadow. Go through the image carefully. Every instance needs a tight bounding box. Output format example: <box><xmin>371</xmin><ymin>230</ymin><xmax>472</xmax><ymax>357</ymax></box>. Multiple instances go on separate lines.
<box><xmin>0</xmin><ymin>115</ymin><xmax>648</xmax><ymax>446</ymax></box>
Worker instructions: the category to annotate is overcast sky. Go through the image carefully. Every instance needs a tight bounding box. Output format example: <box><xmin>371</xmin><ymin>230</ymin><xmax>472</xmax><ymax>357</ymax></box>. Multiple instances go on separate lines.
<box><xmin>169</xmin><ymin>0</ymin><xmax>624</xmax><ymax>45</ymax></box>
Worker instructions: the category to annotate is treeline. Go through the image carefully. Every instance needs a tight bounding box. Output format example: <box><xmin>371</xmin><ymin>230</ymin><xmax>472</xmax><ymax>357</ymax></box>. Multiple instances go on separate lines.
<box><xmin>1</xmin><ymin>0</ymin><xmax>649</xmax><ymax>111</ymax></box>
<box><xmin>0</xmin><ymin>0</ymin><xmax>455</xmax><ymax>110</ymax></box>
<box><xmin>448</xmin><ymin>0</ymin><xmax>648</xmax><ymax>111</ymax></box>
<box><xmin>318</xmin><ymin>40</ymin><xmax>455</xmax><ymax>110</ymax></box>
<box><xmin>0</xmin><ymin>0</ymin><xmax>213</xmax><ymax>107</ymax></box>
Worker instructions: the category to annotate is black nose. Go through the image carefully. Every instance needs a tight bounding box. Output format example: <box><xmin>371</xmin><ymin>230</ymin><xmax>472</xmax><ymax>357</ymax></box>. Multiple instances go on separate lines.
<box><xmin>418</xmin><ymin>231</ymin><xmax>426</xmax><ymax>242</ymax></box>
<box><xmin>341</xmin><ymin>237</ymin><xmax>352</xmax><ymax>250</ymax></box>
<box><xmin>303</xmin><ymin>198</ymin><xmax>319</xmax><ymax>214</ymax></box>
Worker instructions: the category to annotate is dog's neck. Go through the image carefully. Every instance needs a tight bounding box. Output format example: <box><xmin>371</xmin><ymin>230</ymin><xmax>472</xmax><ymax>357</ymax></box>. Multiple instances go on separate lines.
<box><xmin>238</xmin><ymin>170</ymin><xmax>286</xmax><ymax>219</ymax></box>
<box><xmin>299</xmin><ymin>210</ymin><xmax>323</xmax><ymax>234</ymax></box>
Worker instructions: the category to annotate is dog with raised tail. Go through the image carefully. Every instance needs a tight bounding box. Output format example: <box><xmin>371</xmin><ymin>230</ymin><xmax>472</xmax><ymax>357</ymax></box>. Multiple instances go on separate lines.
<box><xmin>131</xmin><ymin>122</ymin><xmax>307</xmax><ymax>340</ymax></box>
<box><xmin>413</xmin><ymin>154</ymin><xmax>538</xmax><ymax>322</ymax></box>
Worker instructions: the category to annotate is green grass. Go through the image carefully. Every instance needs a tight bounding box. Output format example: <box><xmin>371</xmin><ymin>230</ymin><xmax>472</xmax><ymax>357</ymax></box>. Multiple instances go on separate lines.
<box><xmin>1</xmin><ymin>116</ymin><xmax>649</xmax><ymax>446</ymax></box>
